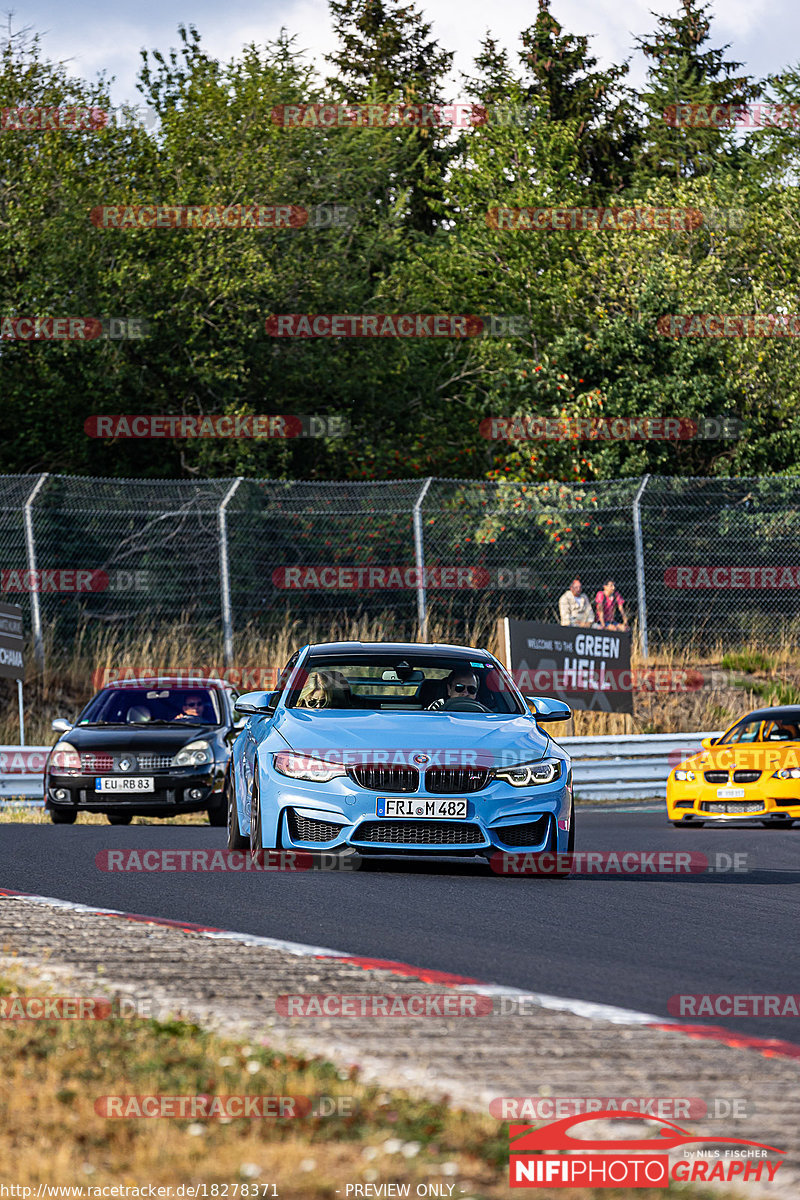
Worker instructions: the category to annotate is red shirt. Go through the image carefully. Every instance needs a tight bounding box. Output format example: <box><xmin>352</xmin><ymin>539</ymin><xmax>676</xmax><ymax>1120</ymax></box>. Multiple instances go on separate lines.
<box><xmin>595</xmin><ymin>589</ymin><xmax>624</xmax><ymax>624</ymax></box>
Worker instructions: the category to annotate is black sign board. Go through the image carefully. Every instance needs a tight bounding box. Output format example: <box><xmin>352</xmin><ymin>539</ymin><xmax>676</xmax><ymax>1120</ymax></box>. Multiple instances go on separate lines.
<box><xmin>501</xmin><ymin>618</ymin><xmax>632</xmax><ymax>714</ymax></box>
<box><xmin>0</xmin><ymin>601</ymin><xmax>24</xmax><ymax>682</ymax></box>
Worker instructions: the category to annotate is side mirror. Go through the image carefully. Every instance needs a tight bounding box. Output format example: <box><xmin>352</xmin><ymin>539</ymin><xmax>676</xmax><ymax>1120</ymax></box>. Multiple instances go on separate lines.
<box><xmin>51</xmin><ymin>717</ymin><xmax>72</xmax><ymax>733</ymax></box>
<box><xmin>234</xmin><ymin>690</ymin><xmax>278</xmax><ymax>715</ymax></box>
<box><xmin>525</xmin><ymin>696</ymin><xmax>572</xmax><ymax>722</ymax></box>
<box><xmin>700</xmin><ymin>736</ymin><xmax>718</xmax><ymax>750</ymax></box>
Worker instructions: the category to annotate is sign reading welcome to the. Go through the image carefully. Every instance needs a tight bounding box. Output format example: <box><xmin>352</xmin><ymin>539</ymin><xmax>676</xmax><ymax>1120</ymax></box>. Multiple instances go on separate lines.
<box><xmin>499</xmin><ymin>618</ymin><xmax>633</xmax><ymax>714</ymax></box>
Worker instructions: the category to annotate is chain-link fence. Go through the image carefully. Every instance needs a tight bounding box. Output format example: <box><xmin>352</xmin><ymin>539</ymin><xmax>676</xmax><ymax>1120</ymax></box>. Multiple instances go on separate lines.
<box><xmin>2</xmin><ymin>473</ymin><xmax>799</xmax><ymax>665</ymax></box>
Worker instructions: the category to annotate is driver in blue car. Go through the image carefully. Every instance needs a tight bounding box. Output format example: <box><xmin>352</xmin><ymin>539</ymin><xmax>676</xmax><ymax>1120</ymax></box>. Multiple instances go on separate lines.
<box><xmin>426</xmin><ymin>669</ymin><xmax>480</xmax><ymax>710</ymax></box>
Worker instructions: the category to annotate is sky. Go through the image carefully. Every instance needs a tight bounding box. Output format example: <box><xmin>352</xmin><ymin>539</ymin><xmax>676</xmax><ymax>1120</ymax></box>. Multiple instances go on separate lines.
<box><xmin>7</xmin><ymin>0</ymin><xmax>799</xmax><ymax>110</ymax></box>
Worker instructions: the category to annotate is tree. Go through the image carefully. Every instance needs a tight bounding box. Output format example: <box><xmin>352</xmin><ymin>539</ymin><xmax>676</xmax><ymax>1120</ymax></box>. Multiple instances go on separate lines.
<box><xmin>325</xmin><ymin>0</ymin><xmax>454</xmax><ymax>234</ymax></box>
<box><xmin>515</xmin><ymin>0</ymin><xmax>640</xmax><ymax>195</ymax></box>
<box><xmin>635</xmin><ymin>0</ymin><xmax>761</xmax><ymax>180</ymax></box>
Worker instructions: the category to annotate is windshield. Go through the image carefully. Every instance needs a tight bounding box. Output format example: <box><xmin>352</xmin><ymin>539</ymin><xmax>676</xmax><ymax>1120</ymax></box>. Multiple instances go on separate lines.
<box><xmin>284</xmin><ymin>653</ymin><xmax>524</xmax><ymax>714</ymax></box>
<box><xmin>78</xmin><ymin>687</ymin><xmax>223</xmax><ymax>726</ymax></box>
<box><xmin>720</xmin><ymin>713</ymin><xmax>800</xmax><ymax>743</ymax></box>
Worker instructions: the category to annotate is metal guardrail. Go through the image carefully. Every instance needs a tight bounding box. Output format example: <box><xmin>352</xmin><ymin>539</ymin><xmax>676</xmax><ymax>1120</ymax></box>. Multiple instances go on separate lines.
<box><xmin>0</xmin><ymin>747</ymin><xmax>50</xmax><ymax>802</ymax></box>
<box><xmin>0</xmin><ymin>734</ymin><xmax>720</xmax><ymax>807</ymax></box>
<box><xmin>558</xmin><ymin>731</ymin><xmax>721</xmax><ymax>800</ymax></box>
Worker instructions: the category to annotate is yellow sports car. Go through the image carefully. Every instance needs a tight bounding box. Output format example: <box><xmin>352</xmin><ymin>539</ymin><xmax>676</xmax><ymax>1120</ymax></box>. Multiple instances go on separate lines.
<box><xmin>667</xmin><ymin>705</ymin><xmax>800</xmax><ymax>827</ymax></box>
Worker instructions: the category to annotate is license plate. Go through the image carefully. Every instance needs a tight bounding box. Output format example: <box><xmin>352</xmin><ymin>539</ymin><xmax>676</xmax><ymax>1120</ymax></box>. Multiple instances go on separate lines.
<box><xmin>95</xmin><ymin>777</ymin><xmax>154</xmax><ymax>793</ymax></box>
<box><xmin>377</xmin><ymin>797</ymin><xmax>467</xmax><ymax>819</ymax></box>
<box><xmin>716</xmin><ymin>788</ymin><xmax>745</xmax><ymax>798</ymax></box>
<box><xmin>709</xmin><ymin>802</ymin><xmax>762</xmax><ymax>814</ymax></box>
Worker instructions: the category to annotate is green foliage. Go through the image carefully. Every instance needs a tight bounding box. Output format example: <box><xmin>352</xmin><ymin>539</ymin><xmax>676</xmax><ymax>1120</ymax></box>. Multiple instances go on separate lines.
<box><xmin>2</xmin><ymin>3</ymin><xmax>800</xmax><ymax>486</ymax></box>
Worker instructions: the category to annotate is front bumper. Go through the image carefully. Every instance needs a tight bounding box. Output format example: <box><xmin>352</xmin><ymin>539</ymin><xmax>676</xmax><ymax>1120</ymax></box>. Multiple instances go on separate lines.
<box><xmin>45</xmin><ymin>765</ymin><xmax>224</xmax><ymax>816</ymax></box>
<box><xmin>667</xmin><ymin>779</ymin><xmax>800</xmax><ymax>822</ymax></box>
<box><xmin>260</xmin><ymin>766</ymin><xmax>572</xmax><ymax>854</ymax></box>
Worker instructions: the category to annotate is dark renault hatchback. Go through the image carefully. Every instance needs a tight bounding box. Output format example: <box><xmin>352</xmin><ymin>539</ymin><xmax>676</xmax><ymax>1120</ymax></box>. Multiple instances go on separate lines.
<box><xmin>44</xmin><ymin>677</ymin><xmax>240</xmax><ymax>825</ymax></box>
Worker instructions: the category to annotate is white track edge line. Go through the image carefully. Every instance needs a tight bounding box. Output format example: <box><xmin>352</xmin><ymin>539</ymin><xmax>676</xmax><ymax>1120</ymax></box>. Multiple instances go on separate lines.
<box><xmin>2</xmin><ymin>888</ymin><xmax>676</xmax><ymax>1028</ymax></box>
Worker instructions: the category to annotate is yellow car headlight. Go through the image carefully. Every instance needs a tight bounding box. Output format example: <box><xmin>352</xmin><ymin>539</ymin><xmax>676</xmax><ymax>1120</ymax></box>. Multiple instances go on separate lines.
<box><xmin>773</xmin><ymin>767</ymin><xmax>800</xmax><ymax>779</ymax></box>
<box><xmin>674</xmin><ymin>769</ymin><xmax>696</xmax><ymax>781</ymax></box>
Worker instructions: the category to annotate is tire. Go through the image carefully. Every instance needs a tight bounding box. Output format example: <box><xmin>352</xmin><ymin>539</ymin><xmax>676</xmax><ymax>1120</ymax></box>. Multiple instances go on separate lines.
<box><xmin>672</xmin><ymin>820</ymin><xmax>702</xmax><ymax>828</ymax></box>
<box><xmin>226</xmin><ymin>769</ymin><xmax>248</xmax><ymax>849</ymax></box>
<box><xmin>107</xmin><ymin>813</ymin><xmax>132</xmax><ymax>825</ymax></box>
<box><xmin>762</xmin><ymin>819</ymin><xmax>793</xmax><ymax>828</ymax></box>
<box><xmin>207</xmin><ymin>793</ymin><xmax>227</xmax><ymax>827</ymax></box>
<box><xmin>49</xmin><ymin>808</ymin><xmax>77</xmax><ymax>825</ymax></box>
<box><xmin>249</xmin><ymin>776</ymin><xmax>277</xmax><ymax>860</ymax></box>
<box><xmin>551</xmin><ymin>802</ymin><xmax>574</xmax><ymax>877</ymax></box>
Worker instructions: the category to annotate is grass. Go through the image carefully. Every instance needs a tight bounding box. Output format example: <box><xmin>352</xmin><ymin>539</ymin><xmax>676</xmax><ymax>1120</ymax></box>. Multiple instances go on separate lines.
<box><xmin>0</xmin><ymin>971</ymin><xmax>740</xmax><ymax>1197</ymax></box>
<box><xmin>720</xmin><ymin>650</ymin><xmax>777</xmax><ymax>673</ymax></box>
<box><xmin>0</xmin><ymin>806</ymin><xmax>209</xmax><ymax>825</ymax></box>
<box><xmin>4</xmin><ymin>615</ymin><xmax>800</xmax><ymax>747</ymax></box>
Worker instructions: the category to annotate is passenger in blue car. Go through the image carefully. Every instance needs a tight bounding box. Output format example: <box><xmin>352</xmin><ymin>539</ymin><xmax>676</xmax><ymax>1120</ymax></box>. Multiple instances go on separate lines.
<box><xmin>425</xmin><ymin>669</ymin><xmax>480</xmax><ymax>710</ymax></box>
<box><xmin>297</xmin><ymin>670</ymin><xmax>353</xmax><ymax>709</ymax></box>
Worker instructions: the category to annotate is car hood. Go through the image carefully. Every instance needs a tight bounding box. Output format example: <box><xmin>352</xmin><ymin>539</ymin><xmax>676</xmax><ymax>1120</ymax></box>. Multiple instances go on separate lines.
<box><xmin>53</xmin><ymin>725</ymin><xmax>220</xmax><ymax>753</ymax></box>
<box><xmin>271</xmin><ymin>709</ymin><xmax>552</xmax><ymax>767</ymax></box>
<box><xmin>678</xmin><ymin>742</ymin><xmax>799</xmax><ymax>772</ymax></box>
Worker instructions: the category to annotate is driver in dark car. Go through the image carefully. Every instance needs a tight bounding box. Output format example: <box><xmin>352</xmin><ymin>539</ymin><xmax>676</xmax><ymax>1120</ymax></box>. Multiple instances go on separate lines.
<box><xmin>426</xmin><ymin>669</ymin><xmax>480</xmax><ymax>710</ymax></box>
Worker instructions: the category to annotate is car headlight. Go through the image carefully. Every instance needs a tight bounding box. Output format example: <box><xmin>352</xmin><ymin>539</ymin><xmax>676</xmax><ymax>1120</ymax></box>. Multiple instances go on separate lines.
<box><xmin>773</xmin><ymin>767</ymin><xmax>800</xmax><ymax>779</ymax></box>
<box><xmin>50</xmin><ymin>742</ymin><xmax>81</xmax><ymax>772</ymax></box>
<box><xmin>493</xmin><ymin>758</ymin><xmax>561</xmax><ymax>787</ymax></box>
<box><xmin>171</xmin><ymin>741</ymin><xmax>213</xmax><ymax>767</ymax></box>
<box><xmin>674</xmin><ymin>769</ymin><xmax>696</xmax><ymax>781</ymax></box>
<box><xmin>273</xmin><ymin>752</ymin><xmax>346</xmax><ymax>783</ymax></box>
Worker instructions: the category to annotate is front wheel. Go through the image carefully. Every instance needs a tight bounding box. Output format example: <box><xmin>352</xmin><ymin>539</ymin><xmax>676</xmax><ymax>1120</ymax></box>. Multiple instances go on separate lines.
<box><xmin>207</xmin><ymin>792</ymin><xmax>227</xmax><ymax>827</ymax></box>
<box><xmin>551</xmin><ymin>801</ymin><xmax>575</xmax><ymax>877</ymax></box>
<box><xmin>49</xmin><ymin>808</ymin><xmax>77</xmax><ymax>825</ymax></box>
<box><xmin>249</xmin><ymin>777</ymin><xmax>278</xmax><ymax>860</ymax></box>
<box><xmin>226</xmin><ymin>769</ymin><xmax>248</xmax><ymax>849</ymax></box>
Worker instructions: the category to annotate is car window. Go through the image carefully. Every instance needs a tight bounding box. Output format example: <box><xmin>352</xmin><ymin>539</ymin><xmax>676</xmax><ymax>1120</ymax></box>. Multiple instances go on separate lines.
<box><xmin>285</xmin><ymin>653</ymin><xmax>524</xmax><ymax>714</ymax></box>
<box><xmin>78</xmin><ymin>687</ymin><xmax>222</xmax><ymax>725</ymax></box>
<box><xmin>763</xmin><ymin>720</ymin><xmax>799</xmax><ymax>741</ymax></box>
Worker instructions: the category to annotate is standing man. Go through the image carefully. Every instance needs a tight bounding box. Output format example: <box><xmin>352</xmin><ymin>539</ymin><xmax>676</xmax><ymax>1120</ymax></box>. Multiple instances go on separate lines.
<box><xmin>559</xmin><ymin>578</ymin><xmax>594</xmax><ymax>627</ymax></box>
<box><xmin>595</xmin><ymin>579</ymin><xmax>628</xmax><ymax>630</ymax></box>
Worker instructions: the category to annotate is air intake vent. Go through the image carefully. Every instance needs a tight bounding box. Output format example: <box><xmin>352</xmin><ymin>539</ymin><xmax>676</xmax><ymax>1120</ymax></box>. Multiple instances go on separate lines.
<box><xmin>287</xmin><ymin>811</ymin><xmax>343</xmax><ymax>842</ymax></box>
<box><xmin>355</xmin><ymin>821</ymin><xmax>484</xmax><ymax>845</ymax></box>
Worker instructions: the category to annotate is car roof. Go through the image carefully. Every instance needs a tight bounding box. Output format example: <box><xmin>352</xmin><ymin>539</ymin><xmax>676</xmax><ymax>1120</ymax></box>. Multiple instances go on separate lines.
<box><xmin>738</xmin><ymin>706</ymin><xmax>800</xmax><ymax>721</ymax></box>
<box><xmin>305</xmin><ymin>641</ymin><xmax>493</xmax><ymax>658</ymax></box>
<box><xmin>100</xmin><ymin>677</ymin><xmax>229</xmax><ymax>690</ymax></box>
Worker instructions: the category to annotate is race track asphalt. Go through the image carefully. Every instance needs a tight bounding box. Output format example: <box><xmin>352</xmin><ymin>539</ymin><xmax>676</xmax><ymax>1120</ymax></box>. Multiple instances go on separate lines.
<box><xmin>2</xmin><ymin>807</ymin><xmax>799</xmax><ymax>1042</ymax></box>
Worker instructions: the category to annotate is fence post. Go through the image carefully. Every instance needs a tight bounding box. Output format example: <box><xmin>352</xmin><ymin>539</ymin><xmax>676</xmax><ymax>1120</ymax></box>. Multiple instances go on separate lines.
<box><xmin>413</xmin><ymin>477</ymin><xmax>434</xmax><ymax>640</ymax></box>
<box><xmin>632</xmin><ymin>473</ymin><xmax>650</xmax><ymax>659</ymax></box>
<box><xmin>219</xmin><ymin>477</ymin><xmax>243</xmax><ymax>668</ymax></box>
<box><xmin>23</xmin><ymin>472</ymin><xmax>49</xmax><ymax>670</ymax></box>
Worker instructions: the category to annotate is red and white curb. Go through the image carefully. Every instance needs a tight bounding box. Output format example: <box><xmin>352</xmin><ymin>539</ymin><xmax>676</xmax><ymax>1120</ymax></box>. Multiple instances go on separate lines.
<box><xmin>2</xmin><ymin>886</ymin><xmax>800</xmax><ymax>1063</ymax></box>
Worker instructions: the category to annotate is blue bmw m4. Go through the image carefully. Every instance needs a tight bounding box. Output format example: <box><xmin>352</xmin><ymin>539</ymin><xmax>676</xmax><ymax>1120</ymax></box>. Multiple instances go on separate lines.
<box><xmin>225</xmin><ymin>641</ymin><xmax>573</xmax><ymax>865</ymax></box>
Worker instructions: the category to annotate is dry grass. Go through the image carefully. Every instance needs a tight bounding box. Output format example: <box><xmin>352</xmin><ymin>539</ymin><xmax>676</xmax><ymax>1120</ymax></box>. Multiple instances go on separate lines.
<box><xmin>3</xmin><ymin>614</ymin><xmax>800</xmax><ymax>747</ymax></box>
<box><xmin>0</xmin><ymin>806</ymin><xmax>209</xmax><ymax>825</ymax></box>
<box><xmin>0</xmin><ymin>969</ymin><xmax>733</xmax><ymax>1198</ymax></box>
